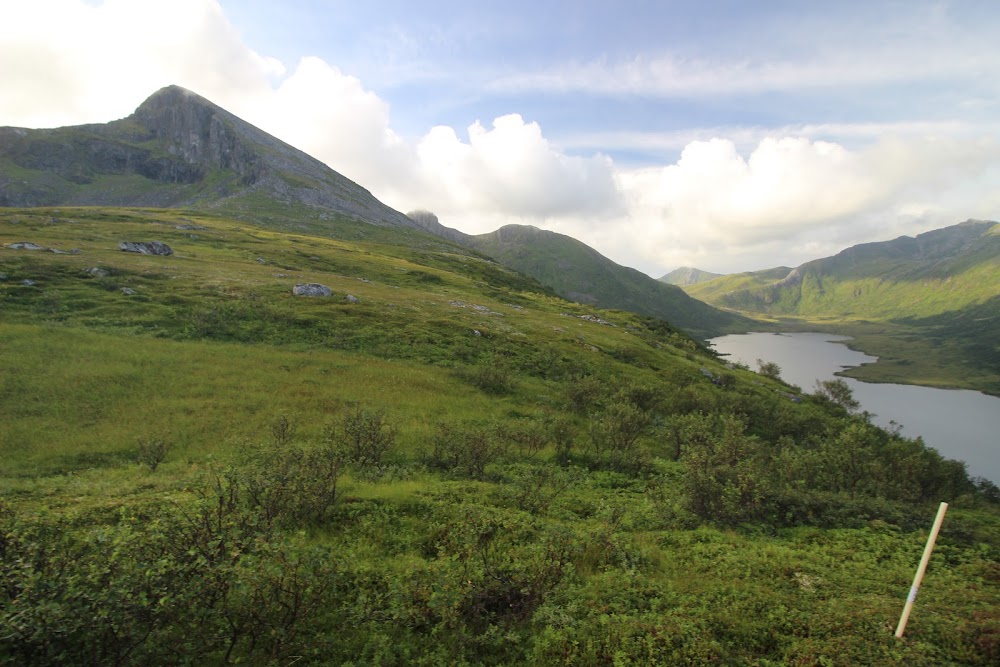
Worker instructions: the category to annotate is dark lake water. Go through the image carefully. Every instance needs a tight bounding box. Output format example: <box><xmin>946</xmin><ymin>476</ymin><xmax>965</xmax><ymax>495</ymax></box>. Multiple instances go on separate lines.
<box><xmin>709</xmin><ymin>332</ymin><xmax>1000</xmax><ymax>484</ymax></box>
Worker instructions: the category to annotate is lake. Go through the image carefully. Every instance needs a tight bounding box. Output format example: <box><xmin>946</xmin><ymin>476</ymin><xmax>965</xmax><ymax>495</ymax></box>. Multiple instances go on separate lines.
<box><xmin>708</xmin><ymin>332</ymin><xmax>1000</xmax><ymax>484</ymax></box>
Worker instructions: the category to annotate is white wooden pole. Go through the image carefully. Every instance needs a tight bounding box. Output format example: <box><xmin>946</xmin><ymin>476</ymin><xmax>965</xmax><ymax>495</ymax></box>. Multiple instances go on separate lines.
<box><xmin>895</xmin><ymin>501</ymin><xmax>948</xmax><ymax>638</ymax></box>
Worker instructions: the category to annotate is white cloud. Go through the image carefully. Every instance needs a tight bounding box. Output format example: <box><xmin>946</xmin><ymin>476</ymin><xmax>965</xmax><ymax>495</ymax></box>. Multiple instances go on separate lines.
<box><xmin>0</xmin><ymin>0</ymin><xmax>278</xmax><ymax>128</ymax></box>
<box><xmin>408</xmin><ymin>114</ymin><xmax>622</xmax><ymax>223</ymax></box>
<box><xmin>600</xmin><ymin>134</ymin><xmax>1000</xmax><ymax>274</ymax></box>
<box><xmin>1</xmin><ymin>0</ymin><xmax>997</xmax><ymax>278</ymax></box>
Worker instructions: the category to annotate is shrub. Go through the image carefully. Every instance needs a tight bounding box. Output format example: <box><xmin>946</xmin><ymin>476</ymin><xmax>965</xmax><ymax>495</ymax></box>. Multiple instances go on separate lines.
<box><xmin>588</xmin><ymin>399</ymin><xmax>652</xmax><ymax>473</ymax></box>
<box><xmin>756</xmin><ymin>358</ymin><xmax>782</xmax><ymax>380</ymax></box>
<box><xmin>324</xmin><ymin>406</ymin><xmax>396</xmax><ymax>474</ymax></box>
<box><xmin>136</xmin><ymin>435</ymin><xmax>170</xmax><ymax>471</ymax></box>
<box><xmin>814</xmin><ymin>378</ymin><xmax>861</xmax><ymax>412</ymax></box>
<box><xmin>428</xmin><ymin>421</ymin><xmax>508</xmax><ymax>480</ymax></box>
<box><xmin>466</xmin><ymin>353</ymin><xmax>518</xmax><ymax>394</ymax></box>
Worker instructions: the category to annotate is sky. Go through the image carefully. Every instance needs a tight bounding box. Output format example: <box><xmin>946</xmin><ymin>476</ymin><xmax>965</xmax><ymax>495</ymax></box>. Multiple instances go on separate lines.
<box><xmin>2</xmin><ymin>0</ymin><xmax>999</xmax><ymax>276</ymax></box>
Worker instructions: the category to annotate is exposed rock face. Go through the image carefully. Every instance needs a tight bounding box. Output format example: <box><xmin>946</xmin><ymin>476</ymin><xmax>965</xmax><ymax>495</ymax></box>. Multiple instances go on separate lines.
<box><xmin>119</xmin><ymin>241</ymin><xmax>173</xmax><ymax>256</ymax></box>
<box><xmin>1</xmin><ymin>85</ymin><xmax>424</xmax><ymax>231</ymax></box>
<box><xmin>405</xmin><ymin>210</ymin><xmax>472</xmax><ymax>244</ymax></box>
<box><xmin>293</xmin><ymin>283</ymin><xmax>332</xmax><ymax>297</ymax></box>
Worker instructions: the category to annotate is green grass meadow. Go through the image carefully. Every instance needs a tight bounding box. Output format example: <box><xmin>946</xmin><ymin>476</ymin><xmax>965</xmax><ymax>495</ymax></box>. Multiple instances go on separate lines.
<box><xmin>2</xmin><ymin>208</ymin><xmax>998</xmax><ymax>665</ymax></box>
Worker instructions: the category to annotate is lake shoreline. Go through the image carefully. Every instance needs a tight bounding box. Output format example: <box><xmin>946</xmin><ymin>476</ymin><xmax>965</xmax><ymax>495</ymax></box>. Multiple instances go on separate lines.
<box><xmin>714</xmin><ymin>321</ymin><xmax>1000</xmax><ymax>398</ymax></box>
<box><xmin>710</xmin><ymin>331</ymin><xmax>1000</xmax><ymax>484</ymax></box>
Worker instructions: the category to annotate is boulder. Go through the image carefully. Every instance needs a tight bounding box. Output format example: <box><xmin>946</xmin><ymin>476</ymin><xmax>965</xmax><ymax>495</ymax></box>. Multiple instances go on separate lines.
<box><xmin>119</xmin><ymin>241</ymin><xmax>173</xmax><ymax>256</ymax></box>
<box><xmin>7</xmin><ymin>242</ymin><xmax>45</xmax><ymax>250</ymax></box>
<box><xmin>345</xmin><ymin>294</ymin><xmax>359</xmax><ymax>304</ymax></box>
<box><xmin>85</xmin><ymin>267</ymin><xmax>110</xmax><ymax>277</ymax></box>
<box><xmin>292</xmin><ymin>283</ymin><xmax>332</xmax><ymax>297</ymax></box>
<box><xmin>121</xmin><ymin>287</ymin><xmax>137</xmax><ymax>295</ymax></box>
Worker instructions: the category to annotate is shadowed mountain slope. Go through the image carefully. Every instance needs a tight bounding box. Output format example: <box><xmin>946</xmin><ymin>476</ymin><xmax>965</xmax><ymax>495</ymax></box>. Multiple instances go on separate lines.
<box><xmin>467</xmin><ymin>224</ymin><xmax>749</xmax><ymax>338</ymax></box>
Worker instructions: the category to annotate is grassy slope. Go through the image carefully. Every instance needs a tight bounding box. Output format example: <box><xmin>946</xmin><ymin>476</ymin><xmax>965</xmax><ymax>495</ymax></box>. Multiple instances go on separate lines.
<box><xmin>2</xmin><ymin>207</ymin><xmax>998</xmax><ymax>665</ymax></box>
<box><xmin>471</xmin><ymin>224</ymin><xmax>749</xmax><ymax>338</ymax></box>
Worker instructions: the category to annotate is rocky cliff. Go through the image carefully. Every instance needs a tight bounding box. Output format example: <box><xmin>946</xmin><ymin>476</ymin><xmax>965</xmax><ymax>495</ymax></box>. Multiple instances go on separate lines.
<box><xmin>0</xmin><ymin>85</ymin><xmax>419</xmax><ymax>230</ymax></box>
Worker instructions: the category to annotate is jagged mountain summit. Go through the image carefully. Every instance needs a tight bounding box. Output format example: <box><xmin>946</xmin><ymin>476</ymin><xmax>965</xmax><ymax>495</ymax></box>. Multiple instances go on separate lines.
<box><xmin>0</xmin><ymin>85</ymin><xmax>418</xmax><ymax>232</ymax></box>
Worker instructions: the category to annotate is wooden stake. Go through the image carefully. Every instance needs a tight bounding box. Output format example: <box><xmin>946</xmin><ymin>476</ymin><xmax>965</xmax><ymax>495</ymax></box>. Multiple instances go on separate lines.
<box><xmin>895</xmin><ymin>501</ymin><xmax>948</xmax><ymax>638</ymax></box>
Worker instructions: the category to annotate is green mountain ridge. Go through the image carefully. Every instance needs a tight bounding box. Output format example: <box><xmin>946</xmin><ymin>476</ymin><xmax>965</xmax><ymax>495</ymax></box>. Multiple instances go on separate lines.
<box><xmin>402</xmin><ymin>211</ymin><xmax>749</xmax><ymax>338</ymax></box>
<box><xmin>686</xmin><ymin>220</ymin><xmax>1000</xmax><ymax>393</ymax></box>
<box><xmin>470</xmin><ymin>224</ymin><xmax>750</xmax><ymax>338</ymax></box>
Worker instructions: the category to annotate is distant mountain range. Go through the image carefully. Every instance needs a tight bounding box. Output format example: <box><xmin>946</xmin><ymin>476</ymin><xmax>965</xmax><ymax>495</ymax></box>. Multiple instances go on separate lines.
<box><xmin>0</xmin><ymin>85</ymin><xmax>743</xmax><ymax>337</ymax></box>
<box><xmin>685</xmin><ymin>220</ymin><xmax>999</xmax><ymax>321</ymax></box>
<box><xmin>659</xmin><ymin>267</ymin><xmax>725</xmax><ymax>286</ymax></box>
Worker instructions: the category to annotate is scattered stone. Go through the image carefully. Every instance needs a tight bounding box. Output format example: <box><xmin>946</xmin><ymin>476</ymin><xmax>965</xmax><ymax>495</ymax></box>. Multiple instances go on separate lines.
<box><xmin>472</xmin><ymin>329</ymin><xmax>482</xmax><ymax>337</ymax></box>
<box><xmin>793</xmin><ymin>572</ymin><xmax>819</xmax><ymax>591</ymax></box>
<box><xmin>571</xmin><ymin>313</ymin><xmax>616</xmax><ymax>327</ymax></box>
<box><xmin>119</xmin><ymin>241</ymin><xmax>173</xmax><ymax>256</ymax></box>
<box><xmin>20</xmin><ymin>279</ymin><xmax>36</xmax><ymax>286</ymax></box>
<box><xmin>256</xmin><ymin>257</ymin><xmax>267</xmax><ymax>264</ymax></box>
<box><xmin>121</xmin><ymin>287</ymin><xmax>137</xmax><ymax>295</ymax></box>
<box><xmin>7</xmin><ymin>242</ymin><xmax>45</xmax><ymax>250</ymax></box>
<box><xmin>274</xmin><ymin>273</ymin><xmax>288</xmax><ymax>278</ymax></box>
<box><xmin>292</xmin><ymin>283</ymin><xmax>332</xmax><ymax>297</ymax></box>
<box><xmin>780</xmin><ymin>392</ymin><xmax>803</xmax><ymax>404</ymax></box>
<box><xmin>344</xmin><ymin>294</ymin><xmax>359</xmax><ymax>304</ymax></box>
<box><xmin>357</xmin><ymin>277</ymin><xmax>371</xmax><ymax>283</ymax></box>
<box><xmin>85</xmin><ymin>267</ymin><xmax>110</xmax><ymax>277</ymax></box>
<box><xmin>49</xmin><ymin>248</ymin><xmax>81</xmax><ymax>255</ymax></box>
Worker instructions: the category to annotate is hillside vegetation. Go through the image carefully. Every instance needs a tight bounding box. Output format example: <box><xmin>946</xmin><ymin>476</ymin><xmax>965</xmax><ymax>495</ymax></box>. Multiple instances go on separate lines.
<box><xmin>2</xmin><ymin>207</ymin><xmax>998</xmax><ymax>666</ymax></box>
<box><xmin>686</xmin><ymin>221</ymin><xmax>1000</xmax><ymax>394</ymax></box>
<box><xmin>469</xmin><ymin>224</ymin><xmax>749</xmax><ymax>338</ymax></box>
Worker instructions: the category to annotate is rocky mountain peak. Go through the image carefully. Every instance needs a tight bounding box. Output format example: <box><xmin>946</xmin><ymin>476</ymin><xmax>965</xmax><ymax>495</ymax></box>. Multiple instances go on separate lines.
<box><xmin>129</xmin><ymin>85</ymin><xmax>260</xmax><ymax>185</ymax></box>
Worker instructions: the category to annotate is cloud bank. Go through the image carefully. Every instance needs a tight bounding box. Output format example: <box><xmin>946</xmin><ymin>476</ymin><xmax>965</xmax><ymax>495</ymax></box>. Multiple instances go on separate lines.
<box><xmin>1</xmin><ymin>0</ymin><xmax>998</xmax><ymax>275</ymax></box>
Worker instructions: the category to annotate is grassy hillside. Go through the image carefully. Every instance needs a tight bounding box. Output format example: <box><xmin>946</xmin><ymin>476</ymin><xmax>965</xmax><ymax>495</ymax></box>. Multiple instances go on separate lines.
<box><xmin>471</xmin><ymin>224</ymin><xmax>749</xmax><ymax>338</ymax></box>
<box><xmin>2</xmin><ymin>207</ymin><xmax>998</xmax><ymax>666</ymax></box>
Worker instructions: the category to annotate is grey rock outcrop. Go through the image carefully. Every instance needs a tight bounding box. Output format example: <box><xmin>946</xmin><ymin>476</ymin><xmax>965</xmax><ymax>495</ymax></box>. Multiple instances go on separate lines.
<box><xmin>6</xmin><ymin>242</ymin><xmax>45</xmax><ymax>250</ymax></box>
<box><xmin>292</xmin><ymin>283</ymin><xmax>332</xmax><ymax>297</ymax></box>
<box><xmin>119</xmin><ymin>241</ymin><xmax>173</xmax><ymax>256</ymax></box>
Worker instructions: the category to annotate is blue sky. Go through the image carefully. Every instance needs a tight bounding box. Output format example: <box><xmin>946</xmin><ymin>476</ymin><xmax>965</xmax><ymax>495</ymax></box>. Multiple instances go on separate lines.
<box><xmin>2</xmin><ymin>0</ymin><xmax>999</xmax><ymax>274</ymax></box>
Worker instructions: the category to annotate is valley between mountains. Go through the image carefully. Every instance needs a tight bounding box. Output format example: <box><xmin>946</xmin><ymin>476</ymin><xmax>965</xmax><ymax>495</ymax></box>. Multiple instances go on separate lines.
<box><xmin>1</xmin><ymin>86</ymin><xmax>998</xmax><ymax>666</ymax></box>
